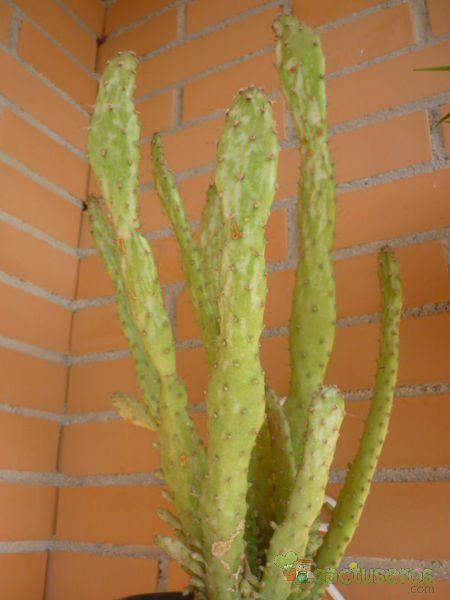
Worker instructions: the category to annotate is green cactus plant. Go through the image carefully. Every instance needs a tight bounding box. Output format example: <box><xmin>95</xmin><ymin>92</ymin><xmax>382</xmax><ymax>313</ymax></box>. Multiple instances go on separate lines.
<box><xmin>86</xmin><ymin>15</ymin><xmax>403</xmax><ymax>600</ymax></box>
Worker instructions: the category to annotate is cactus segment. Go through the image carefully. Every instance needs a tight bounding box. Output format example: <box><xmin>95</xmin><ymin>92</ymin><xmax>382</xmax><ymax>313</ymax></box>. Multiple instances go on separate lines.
<box><xmin>201</xmin><ymin>88</ymin><xmax>278</xmax><ymax>598</ymax></box>
<box><xmin>274</xmin><ymin>15</ymin><xmax>336</xmax><ymax>463</ymax></box>
<box><xmin>303</xmin><ymin>247</ymin><xmax>403</xmax><ymax>600</ymax></box>
<box><xmin>111</xmin><ymin>392</ymin><xmax>156</xmax><ymax>430</ymax></box>
<box><xmin>245</xmin><ymin>419</ymin><xmax>275</xmax><ymax>575</ymax></box>
<box><xmin>151</xmin><ymin>135</ymin><xmax>218</xmax><ymax>367</ymax></box>
<box><xmin>87</xmin><ymin>53</ymin><xmax>140</xmax><ymax>238</ymax></box>
<box><xmin>265</xmin><ymin>387</ymin><xmax>296</xmax><ymax>523</ymax></box>
<box><xmin>88</xmin><ymin>197</ymin><xmax>160</xmax><ymax>426</ymax></box>
<box><xmin>87</xmin><ymin>53</ymin><xmax>205</xmax><ymax>542</ymax></box>
<box><xmin>199</xmin><ymin>184</ymin><xmax>224</xmax><ymax>320</ymax></box>
<box><xmin>261</xmin><ymin>386</ymin><xmax>344</xmax><ymax>600</ymax></box>
<box><xmin>155</xmin><ymin>535</ymin><xmax>205</xmax><ymax>580</ymax></box>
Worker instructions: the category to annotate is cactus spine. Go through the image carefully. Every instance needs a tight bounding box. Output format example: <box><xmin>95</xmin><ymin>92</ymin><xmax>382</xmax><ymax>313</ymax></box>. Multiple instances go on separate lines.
<box><xmin>87</xmin><ymin>15</ymin><xmax>403</xmax><ymax>600</ymax></box>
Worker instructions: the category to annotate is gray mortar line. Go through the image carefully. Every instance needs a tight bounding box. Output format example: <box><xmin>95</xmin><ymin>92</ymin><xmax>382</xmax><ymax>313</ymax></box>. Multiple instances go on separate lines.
<box><xmin>4</xmin><ymin>0</ymin><xmax>98</xmax><ymax>79</ymax></box>
<box><xmin>7</xmin><ymin>6</ymin><xmax>21</xmax><ymax>51</ymax></box>
<box><xmin>0</xmin><ymin>95</ymin><xmax>87</xmax><ymax>161</ymax></box>
<box><xmin>409</xmin><ymin>0</ymin><xmax>432</xmax><ymax>43</ymax></box>
<box><xmin>0</xmin><ymin>42</ymin><xmax>90</xmax><ymax>118</ymax></box>
<box><xmin>156</xmin><ymin>558</ymin><xmax>169</xmax><ymax>593</ymax></box>
<box><xmin>316</xmin><ymin>0</ymin><xmax>405</xmax><ymax>34</ymax></box>
<box><xmin>0</xmin><ymin>270</ymin><xmax>72</xmax><ymax>309</ymax></box>
<box><xmin>1</xmin><ymin>382</ymin><xmax>448</xmax><ymax>425</ymax></box>
<box><xmin>0</xmin><ymin>211</ymin><xmax>79</xmax><ymax>258</ymax></box>
<box><xmin>0</xmin><ymin>335</ymin><xmax>69</xmax><ymax>364</ymax></box>
<box><xmin>0</xmin><ymin>467</ymin><xmax>447</xmax><ymax>488</ymax></box>
<box><xmin>0</xmin><ymin>151</ymin><xmax>84</xmax><ymax>208</ymax></box>
<box><xmin>52</xmin><ymin>0</ymin><xmax>98</xmax><ymax>40</ymax></box>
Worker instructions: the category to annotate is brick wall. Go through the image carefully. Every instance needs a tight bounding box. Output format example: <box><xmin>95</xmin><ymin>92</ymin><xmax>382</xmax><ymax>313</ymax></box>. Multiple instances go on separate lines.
<box><xmin>1</xmin><ymin>0</ymin><xmax>449</xmax><ymax>598</ymax></box>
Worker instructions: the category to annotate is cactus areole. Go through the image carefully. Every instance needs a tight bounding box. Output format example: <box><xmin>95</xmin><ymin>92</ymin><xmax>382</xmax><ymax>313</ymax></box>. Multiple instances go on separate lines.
<box><xmin>87</xmin><ymin>15</ymin><xmax>403</xmax><ymax>600</ymax></box>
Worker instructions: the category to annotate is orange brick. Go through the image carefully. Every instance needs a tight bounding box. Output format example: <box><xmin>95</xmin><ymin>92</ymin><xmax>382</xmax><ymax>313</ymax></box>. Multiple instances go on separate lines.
<box><xmin>71</xmin><ymin>302</ymin><xmax>125</xmax><ymax>355</ymax></box>
<box><xmin>0</xmin><ymin>282</ymin><xmax>71</xmax><ymax>353</ymax></box>
<box><xmin>261</xmin><ymin>314</ymin><xmax>450</xmax><ymax>395</ymax></box>
<box><xmin>18</xmin><ymin>21</ymin><xmax>97</xmax><ymax>108</ymax></box>
<box><xmin>0</xmin><ymin>221</ymin><xmax>78</xmax><ymax>298</ymax></box>
<box><xmin>13</xmin><ymin>0</ymin><xmax>96</xmax><ymax>69</ymax></box>
<box><xmin>105</xmin><ymin>0</ymin><xmax>169</xmax><ymax>35</ymax></box>
<box><xmin>78</xmin><ymin>210</ymin><xmax>93</xmax><ymax>248</ymax></box>
<box><xmin>67</xmin><ymin>357</ymin><xmax>139</xmax><ymax>413</ymax></box>
<box><xmin>0</xmin><ymin>412</ymin><xmax>59</xmax><ymax>471</ymax></box>
<box><xmin>0</xmin><ymin>50</ymin><xmax>88</xmax><ymax>151</ymax></box>
<box><xmin>328</xmin><ymin>39</ymin><xmax>450</xmax><ymax>125</ymax></box>
<box><xmin>0</xmin><ymin>1</ymin><xmax>11</xmax><ymax>43</ymax></box>
<box><xmin>138</xmin><ymin>91</ymin><xmax>173</xmax><ymax>138</ymax></box>
<box><xmin>331</xmin><ymin>112</ymin><xmax>432</xmax><ymax>184</ymax></box>
<box><xmin>427</xmin><ymin>0</ymin><xmax>450</xmax><ymax>36</ymax></box>
<box><xmin>99</xmin><ymin>9</ymin><xmax>177</xmax><ymax>69</ymax></box>
<box><xmin>277</xmin><ymin>146</ymin><xmax>300</xmax><ymax>200</ymax></box>
<box><xmin>137</xmin><ymin>8</ymin><xmax>279</xmax><ymax>97</ymax></box>
<box><xmin>334</xmin><ymin>395</ymin><xmax>450</xmax><ymax>470</ymax></box>
<box><xmin>55</xmin><ymin>486</ymin><xmax>171</xmax><ymax>544</ymax></box>
<box><xmin>176</xmin><ymin>290</ymin><xmax>199</xmax><ymax>341</ymax></box>
<box><xmin>0</xmin><ymin>109</ymin><xmax>89</xmax><ymax>199</ymax></box>
<box><xmin>139</xmin><ymin>188</ymin><xmax>171</xmax><ymax>235</ymax></box>
<box><xmin>327</xmin><ymin>482</ymin><xmax>450</xmax><ymax>559</ymax></box>
<box><xmin>187</xmin><ymin>0</ymin><xmax>267</xmax><ymax>34</ymax></box>
<box><xmin>167</xmin><ymin>560</ymin><xmax>189</xmax><ymax>592</ymax></box>
<box><xmin>322</xmin><ymin>4</ymin><xmax>414</xmax><ymax>73</ymax></box>
<box><xmin>266</xmin><ymin>207</ymin><xmax>287</xmax><ymax>263</ymax></box>
<box><xmin>77</xmin><ymin>254</ymin><xmax>114</xmax><ymax>299</ymax></box>
<box><xmin>60</xmin><ymin>419</ymin><xmax>159</xmax><ymax>476</ymax></box>
<box><xmin>0</xmin><ymin>347</ymin><xmax>67</xmax><ymax>412</ymax></box>
<box><xmin>335</xmin><ymin>169</ymin><xmax>450</xmax><ymax>249</ymax></box>
<box><xmin>293</xmin><ymin>0</ymin><xmax>379</xmax><ymax>27</ymax></box>
<box><xmin>0</xmin><ymin>553</ymin><xmax>47</xmax><ymax>600</ymax></box>
<box><xmin>179</xmin><ymin>172</ymin><xmax>215</xmax><ymax>221</ymax></box>
<box><xmin>46</xmin><ymin>553</ymin><xmax>158</xmax><ymax>600</ymax></box>
<box><xmin>62</xmin><ymin>0</ymin><xmax>104</xmax><ymax>35</ymax></box>
<box><xmin>0</xmin><ymin>162</ymin><xmax>81</xmax><ymax>247</ymax></box>
<box><xmin>0</xmin><ymin>484</ymin><xmax>56</xmax><ymax>540</ymax></box>
<box><xmin>152</xmin><ymin>235</ymin><xmax>184</xmax><ymax>283</ymax></box>
<box><xmin>183</xmin><ymin>52</ymin><xmax>277</xmax><ymax>121</ymax></box>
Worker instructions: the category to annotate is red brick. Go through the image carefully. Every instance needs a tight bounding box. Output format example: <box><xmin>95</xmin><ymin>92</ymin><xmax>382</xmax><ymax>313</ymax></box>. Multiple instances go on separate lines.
<box><xmin>99</xmin><ymin>9</ymin><xmax>178</xmax><ymax>69</ymax></box>
<box><xmin>0</xmin><ymin>2</ymin><xmax>11</xmax><ymax>43</ymax></box>
<box><xmin>0</xmin><ymin>109</ymin><xmax>89</xmax><ymax>199</ymax></box>
<box><xmin>105</xmin><ymin>0</ymin><xmax>169</xmax><ymax>35</ymax></box>
<box><xmin>0</xmin><ymin>484</ymin><xmax>56</xmax><ymax>540</ymax></box>
<box><xmin>137</xmin><ymin>8</ymin><xmax>279</xmax><ymax>97</ymax></box>
<box><xmin>327</xmin><ymin>482</ymin><xmax>450</xmax><ymax>559</ymax></box>
<box><xmin>13</xmin><ymin>0</ymin><xmax>97</xmax><ymax>69</ymax></box>
<box><xmin>0</xmin><ymin>162</ymin><xmax>81</xmax><ymax>248</ymax></box>
<box><xmin>183</xmin><ymin>52</ymin><xmax>277</xmax><ymax>121</ymax></box>
<box><xmin>59</xmin><ymin>420</ymin><xmax>159</xmax><ymax>476</ymax></box>
<box><xmin>335</xmin><ymin>169</ymin><xmax>450</xmax><ymax>249</ymax></box>
<box><xmin>0</xmin><ymin>412</ymin><xmax>59</xmax><ymax>471</ymax></box>
<box><xmin>46</xmin><ymin>553</ymin><xmax>158</xmax><ymax>600</ymax></box>
<box><xmin>62</xmin><ymin>0</ymin><xmax>104</xmax><ymax>35</ymax></box>
<box><xmin>427</xmin><ymin>0</ymin><xmax>450</xmax><ymax>36</ymax></box>
<box><xmin>167</xmin><ymin>561</ymin><xmax>189</xmax><ymax>593</ymax></box>
<box><xmin>55</xmin><ymin>486</ymin><xmax>171</xmax><ymax>544</ymax></box>
<box><xmin>322</xmin><ymin>4</ymin><xmax>414</xmax><ymax>73</ymax></box>
<box><xmin>331</xmin><ymin>112</ymin><xmax>432</xmax><ymax>184</ymax></box>
<box><xmin>0</xmin><ymin>553</ymin><xmax>47</xmax><ymax>600</ymax></box>
<box><xmin>0</xmin><ymin>347</ymin><xmax>67</xmax><ymax>413</ymax></box>
<box><xmin>186</xmin><ymin>0</ymin><xmax>267</xmax><ymax>35</ymax></box>
<box><xmin>18</xmin><ymin>21</ymin><xmax>97</xmax><ymax>108</ymax></box>
<box><xmin>138</xmin><ymin>92</ymin><xmax>173</xmax><ymax>138</ymax></box>
<box><xmin>0</xmin><ymin>50</ymin><xmax>89</xmax><ymax>151</ymax></box>
<box><xmin>0</xmin><ymin>220</ymin><xmax>78</xmax><ymax>298</ymax></box>
<box><xmin>293</xmin><ymin>0</ymin><xmax>379</xmax><ymax>27</ymax></box>
<box><xmin>0</xmin><ymin>281</ymin><xmax>71</xmax><ymax>353</ymax></box>
<box><xmin>328</xmin><ymin>39</ymin><xmax>450</xmax><ymax>125</ymax></box>
<box><xmin>70</xmin><ymin>302</ymin><xmax>126</xmax><ymax>355</ymax></box>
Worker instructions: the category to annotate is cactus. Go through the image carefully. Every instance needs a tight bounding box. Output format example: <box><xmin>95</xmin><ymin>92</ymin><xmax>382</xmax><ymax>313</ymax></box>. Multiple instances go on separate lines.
<box><xmin>87</xmin><ymin>14</ymin><xmax>403</xmax><ymax>600</ymax></box>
